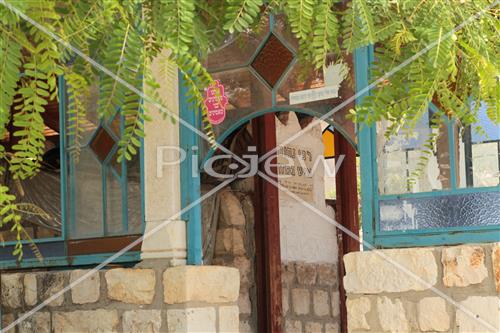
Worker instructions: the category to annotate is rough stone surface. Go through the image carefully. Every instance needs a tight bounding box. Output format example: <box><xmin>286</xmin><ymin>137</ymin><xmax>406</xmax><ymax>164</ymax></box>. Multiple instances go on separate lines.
<box><xmin>312</xmin><ymin>290</ymin><xmax>330</xmax><ymax>317</ymax></box>
<box><xmin>325</xmin><ymin>323</ymin><xmax>339</xmax><ymax>333</ymax></box>
<box><xmin>417</xmin><ymin>297</ymin><xmax>450</xmax><ymax>332</ymax></box>
<box><xmin>39</xmin><ymin>272</ymin><xmax>65</xmax><ymax>307</ymax></box>
<box><xmin>163</xmin><ymin>265</ymin><xmax>239</xmax><ymax>304</ymax></box>
<box><xmin>215</xmin><ymin>228</ymin><xmax>246</xmax><ymax>256</ymax></box>
<box><xmin>1</xmin><ymin>274</ymin><xmax>23</xmax><ymax>309</ymax></box>
<box><xmin>220</xmin><ymin>190</ymin><xmax>246</xmax><ymax>226</ymax></box>
<box><xmin>238</xmin><ymin>291</ymin><xmax>252</xmax><ymax>315</ymax></box>
<box><xmin>285</xmin><ymin>319</ymin><xmax>302</xmax><ymax>333</ymax></box>
<box><xmin>377</xmin><ymin>296</ymin><xmax>410</xmax><ymax>333</ymax></box>
<box><xmin>167</xmin><ymin>307</ymin><xmax>216</xmax><ymax>333</ymax></box>
<box><xmin>292</xmin><ymin>288</ymin><xmax>310</xmax><ymax>315</ymax></box>
<box><xmin>296</xmin><ymin>262</ymin><xmax>317</xmax><ymax>285</ymax></box>
<box><xmin>52</xmin><ymin>310</ymin><xmax>119</xmax><ymax>333</ymax></box>
<box><xmin>18</xmin><ymin>312</ymin><xmax>50</xmax><ymax>333</ymax></box>
<box><xmin>442</xmin><ymin>245</ymin><xmax>488</xmax><ymax>287</ymax></box>
<box><xmin>105</xmin><ymin>268</ymin><xmax>155</xmax><ymax>304</ymax></box>
<box><xmin>344</xmin><ymin>248</ymin><xmax>438</xmax><ymax>293</ymax></box>
<box><xmin>346</xmin><ymin>297</ymin><xmax>371</xmax><ymax>331</ymax></box>
<box><xmin>456</xmin><ymin>296</ymin><xmax>500</xmax><ymax>333</ymax></box>
<box><xmin>2</xmin><ymin>313</ymin><xmax>15</xmax><ymax>333</ymax></box>
<box><xmin>219</xmin><ymin>306</ymin><xmax>239</xmax><ymax>333</ymax></box>
<box><xmin>282</xmin><ymin>288</ymin><xmax>289</xmax><ymax>315</ymax></box>
<box><xmin>491</xmin><ymin>243</ymin><xmax>500</xmax><ymax>292</ymax></box>
<box><xmin>331</xmin><ymin>291</ymin><xmax>340</xmax><ymax>317</ymax></box>
<box><xmin>282</xmin><ymin>263</ymin><xmax>296</xmax><ymax>287</ymax></box>
<box><xmin>122</xmin><ymin>310</ymin><xmax>162</xmax><ymax>333</ymax></box>
<box><xmin>70</xmin><ymin>270</ymin><xmax>100</xmax><ymax>304</ymax></box>
<box><xmin>305</xmin><ymin>321</ymin><xmax>322</xmax><ymax>333</ymax></box>
<box><xmin>23</xmin><ymin>274</ymin><xmax>37</xmax><ymax>306</ymax></box>
<box><xmin>317</xmin><ymin>264</ymin><xmax>336</xmax><ymax>286</ymax></box>
<box><xmin>233</xmin><ymin>256</ymin><xmax>251</xmax><ymax>287</ymax></box>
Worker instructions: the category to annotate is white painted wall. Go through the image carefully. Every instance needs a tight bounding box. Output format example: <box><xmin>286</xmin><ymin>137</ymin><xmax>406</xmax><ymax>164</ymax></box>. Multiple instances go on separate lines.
<box><xmin>276</xmin><ymin>114</ymin><xmax>338</xmax><ymax>264</ymax></box>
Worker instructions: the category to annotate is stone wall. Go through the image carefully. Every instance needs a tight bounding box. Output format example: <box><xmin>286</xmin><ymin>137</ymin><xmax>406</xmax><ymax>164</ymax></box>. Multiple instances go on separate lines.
<box><xmin>211</xmin><ymin>188</ymin><xmax>258</xmax><ymax>333</ymax></box>
<box><xmin>1</xmin><ymin>265</ymin><xmax>240</xmax><ymax>332</ymax></box>
<box><xmin>282</xmin><ymin>262</ymin><xmax>340</xmax><ymax>333</ymax></box>
<box><xmin>344</xmin><ymin>243</ymin><xmax>500</xmax><ymax>332</ymax></box>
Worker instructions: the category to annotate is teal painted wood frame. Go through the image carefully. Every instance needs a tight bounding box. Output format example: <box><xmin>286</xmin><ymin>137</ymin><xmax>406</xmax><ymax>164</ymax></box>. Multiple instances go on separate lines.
<box><xmin>355</xmin><ymin>45</ymin><xmax>500</xmax><ymax>249</ymax></box>
<box><xmin>179</xmin><ymin>73</ymin><xmax>203</xmax><ymax>265</ymax></box>
<box><xmin>0</xmin><ymin>76</ymin><xmax>143</xmax><ymax>269</ymax></box>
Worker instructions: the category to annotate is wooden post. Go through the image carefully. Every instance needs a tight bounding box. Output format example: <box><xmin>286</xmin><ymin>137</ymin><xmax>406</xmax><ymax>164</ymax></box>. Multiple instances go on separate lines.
<box><xmin>334</xmin><ymin>130</ymin><xmax>360</xmax><ymax>333</ymax></box>
<box><xmin>253</xmin><ymin>114</ymin><xmax>282</xmax><ymax>333</ymax></box>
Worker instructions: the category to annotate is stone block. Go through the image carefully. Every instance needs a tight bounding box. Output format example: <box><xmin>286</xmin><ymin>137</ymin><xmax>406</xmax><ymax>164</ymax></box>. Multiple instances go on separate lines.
<box><xmin>317</xmin><ymin>263</ymin><xmax>336</xmax><ymax>286</ymax></box>
<box><xmin>2</xmin><ymin>313</ymin><xmax>15</xmax><ymax>333</ymax></box>
<box><xmin>346</xmin><ymin>297</ymin><xmax>370</xmax><ymax>331</ymax></box>
<box><xmin>343</xmin><ymin>248</ymin><xmax>437</xmax><ymax>293</ymax></box>
<box><xmin>233</xmin><ymin>256</ymin><xmax>251</xmax><ymax>287</ymax></box>
<box><xmin>417</xmin><ymin>297</ymin><xmax>450</xmax><ymax>332</ymax></box>
<box><xmin>105</xmin><ymin>268</ymin><xmax>155</xmax><ymax>304</ymax></box>
<box><xmin>52</xmin><ymin>310</ymin><xmax>119</xmax><ymax>333</ymax></box>
<box><xmin>239</xmin><ymin>291</ymin><xmax>252</xmax><ymax>315</ymax></box>
<box><xmin>376</xmin><ymin>296</ymin><xmax>410</xmax><ymax>333</ymax></box>
<box><xmin>163</xmin><ymin>265</ymin><xmax>239</xmax><ymax>304</ymax></box>
<box><xmin>1</xmin><ymin>274</ymin><xmax>23</xmax><ymax>309</ymax></box>
<box><xmin>313</xmin><ymin>290</ymin><xmax>330</xmax><ymax>317</ymax></box>
<box><xmin>285</xmin><ymin>319</ymin><xmax>302</xmax><ymax>333</ymax></box>
<box><xmin>215</xmin><ymin>228</ymin><xmax>246</xmax><ymax>256</ymax></box>
<box><xmin>219</xmin><ymin>306</ymin><xmax>239</xmax><ymax>333</ymax></box>
<box><xmin>19</xmin><ymin>312</ymin><xmax>50</xmax><ymax>333</ymax></box>
<box><xmin>70</xmin><ymin>270</ymin><xmax>100</xmax><ymax>304</ymax></box>
<box><xmin>282</xmin><ymin>288</ymin><xmax>289</xmax><ymax>315</ymax></box>
<box><xmin>442</xmin><ymin>245</ymin><xmax>488</xmax><ymax>287</ymax></box>
<box><xmin>220</xmin><ymin>190</ymin><xmax>246</xmax><ymax>226</ymax></box>
<box><xmin>325</xmin><ymin>323</ymin><xmax>340</xmax><ymax>333</ymax></box>
<box><xmin>296</xmin><ymin>262</ymin><xmax>317</xmax><ymax>285</ymax></box>
<box><xmin>240</xmin><ymin>319</ymin><xmax>253</xmax><ymax>333</ymax></box>
<box><xmin>456</xmin><ymin>296</ymin><xmax>500</xmax><ymax>332</ymax></box>
<box><xmin>491</xmin><ymin>243</ymin><xmax>500</xmax><ymax>291</ymax></box>
<box><xmin>305</xmin><ymin>321</ymin><xmax>322</xmax><ymax>333</ymax></box>
<box><xmin>24</xmin><ymin>274</ymin><xmax>37</xmax><ymax>306</ymax></box>
<box><xmin>282</xmin><ymin>262</ymin><xmax>296</xmax><ymax>287</ymax></box>
<box><xmin>122</xmin><ymin>310</ymin><xmax>162</xmax><ymax>333</ymax></box>
<box><xmin>167</xmin><ymin>307</ymin><xmax>216</xmax><ymax>333</ymax></box>
<box><xmin>292</xmin><ymin>288</ymin><xmax>310</xmax><ymax>315</ymax></box>
<box><xmin>39</xmin><ymin>272</ymin><xmax>65</xmax><ymax>307</ymax></box>
<box><xmin>331</xmin><ymin>291</ymin><xmax>340</xmax><ymax>317</ymax></box>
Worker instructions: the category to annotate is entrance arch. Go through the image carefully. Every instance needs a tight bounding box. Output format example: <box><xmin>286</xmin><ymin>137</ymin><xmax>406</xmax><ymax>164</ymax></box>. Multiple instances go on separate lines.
<box><xmin>200</xmin><ymin>106</ymin><xmax>358</xmax><ymax>169</ymax></box>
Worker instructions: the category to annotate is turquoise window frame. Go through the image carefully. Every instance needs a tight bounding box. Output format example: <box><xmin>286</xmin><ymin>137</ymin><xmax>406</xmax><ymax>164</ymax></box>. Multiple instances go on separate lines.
<box><xmin>0</xmin><ymin>76</ymin><xmax>144</xmax><ymax>269</ymax></box>
<box><xmin>355</xmin><ymin>45</ymin><xmax>500</xmax><ymax>249</ymax></box>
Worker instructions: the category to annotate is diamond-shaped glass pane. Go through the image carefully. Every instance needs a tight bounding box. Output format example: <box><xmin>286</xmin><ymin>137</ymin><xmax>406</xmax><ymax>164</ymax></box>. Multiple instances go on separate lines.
<box><xmin>89</xmin><ymin>126</ymin><xmax>116</xmax><ymax>162</ymax></box>
<box><xmin>251</xmin><ymin>34</ymin><xmax>294</xmax><ymax>87</ymax></box>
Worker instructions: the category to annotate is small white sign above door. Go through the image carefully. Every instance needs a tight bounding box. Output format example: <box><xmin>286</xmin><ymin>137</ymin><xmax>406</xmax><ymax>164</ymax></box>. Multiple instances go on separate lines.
<box><xmin>289</xmin><ymin>85</ymin><xmax>340</xmax><ymax>105</ymax></box>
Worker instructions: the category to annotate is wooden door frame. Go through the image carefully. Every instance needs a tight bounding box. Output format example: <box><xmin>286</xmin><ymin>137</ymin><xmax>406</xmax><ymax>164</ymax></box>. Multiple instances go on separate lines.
<box><xmin>253</xmin><ymin>114</ymin><xmax>282</xmax><ymax>333</ymax></box>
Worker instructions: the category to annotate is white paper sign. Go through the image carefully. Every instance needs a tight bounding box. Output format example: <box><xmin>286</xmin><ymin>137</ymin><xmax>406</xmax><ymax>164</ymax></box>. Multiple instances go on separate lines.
<box><xmin>289</xmin><ymin>85</ymin><xmax>340</xmax><ymax>105</ymax></box>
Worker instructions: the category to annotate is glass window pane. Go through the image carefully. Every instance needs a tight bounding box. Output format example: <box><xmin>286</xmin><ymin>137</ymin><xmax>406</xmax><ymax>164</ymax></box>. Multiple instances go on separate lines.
<box><xmin>458</xmin><ymin>102</ymin><xmax>500</xmax><ymax>188</ymax></box>
<box><xmin>379</xmin><ymin>191</ymin><xmax>500</xmax><ymax>231</ymax></box>
<box><xmin>70</xmin><ymin>148</ymin><xmax>103</xmax><ymax>238</ymax></box>
<box><xmin>127</xmin><ymin>156</ymin><xmax>142</xmax><ymax>234</ymax></box>
<box><xmin>106</xmin><ymin>168</ymin><xmax>123</xmax><ymax>235</ymax></box>
<box><xmin>377</xmin><ymin>111</ymin><xmax>451</xmax><ymax>195</ymax></box>
<box><xmin>251</xmin><ymin>34</ymin><xmax>294</xmax><ymax>87</ymax></box>
<box><xmin>205</xmin><ymin>16</ymin><xmax>269</xmax><ymax>71</ymax></box>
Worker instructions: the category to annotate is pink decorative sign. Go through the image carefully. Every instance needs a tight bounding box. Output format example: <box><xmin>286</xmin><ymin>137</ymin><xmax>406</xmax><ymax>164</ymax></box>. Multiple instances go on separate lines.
<box><xmin>204</xmin><ymin>80</ymin><xmax>228</xmax><ymax>125</ymax></box>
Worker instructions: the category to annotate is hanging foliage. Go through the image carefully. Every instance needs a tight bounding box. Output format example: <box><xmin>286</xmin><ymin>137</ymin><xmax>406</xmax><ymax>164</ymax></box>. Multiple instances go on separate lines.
<box><xmin>0</xmin><ymin>0</ymin><xmax>498</xmax><ymax>259</ymax></box>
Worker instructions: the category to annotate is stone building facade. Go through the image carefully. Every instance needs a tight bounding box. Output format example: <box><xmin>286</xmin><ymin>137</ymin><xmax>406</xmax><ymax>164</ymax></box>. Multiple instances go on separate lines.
<box><xmin>344</xmin><ymin>243</ymin><xmax>500</xmax><ymax>332</ymax></box>
<box><xmin>1</xmin><ymin>266</ymin><xmax>240</xmax><ymax>332</ymax></box>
